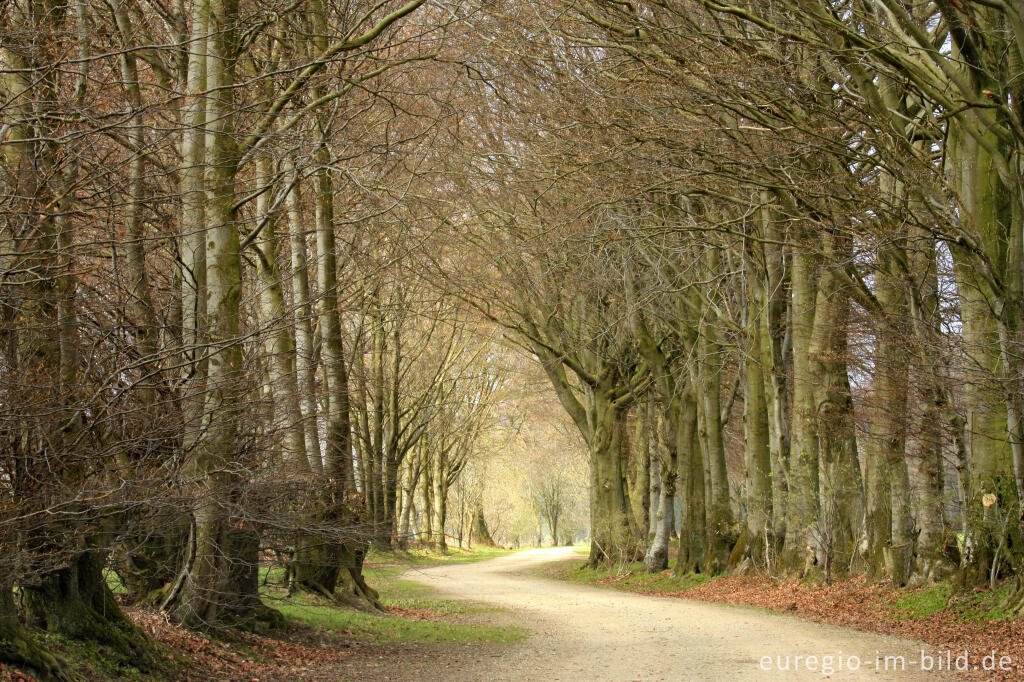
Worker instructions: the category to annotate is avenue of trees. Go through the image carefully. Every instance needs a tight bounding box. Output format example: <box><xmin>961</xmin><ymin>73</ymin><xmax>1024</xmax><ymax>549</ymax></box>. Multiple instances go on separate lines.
<box><xmin>448</xmin><ymin>0</ymin><xmax>1024</xmax><ymax>591</ymax></box>
<box><xmin>3</xmin><ymin>0</ymin><xmax>1024</xmax><ymax>678</ymax></box>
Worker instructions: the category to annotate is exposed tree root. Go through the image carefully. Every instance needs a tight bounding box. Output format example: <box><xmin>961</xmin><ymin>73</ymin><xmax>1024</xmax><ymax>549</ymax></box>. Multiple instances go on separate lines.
<box><xmin>0</xmin><ymin>625</ymin><xmax>72</xmax><ymax>682</ymax></box>
<box><xmin>22</xmin><ymin>551</ymin><xmax>160</xmax><ymax>672</ymax></box>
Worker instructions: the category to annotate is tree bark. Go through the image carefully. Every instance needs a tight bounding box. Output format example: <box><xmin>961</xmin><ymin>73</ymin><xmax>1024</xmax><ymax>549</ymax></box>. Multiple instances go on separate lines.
<box><xmin>285</xmin><ymin>160</ymin><xmax>323</xmax><ymax>475</ymax></box>
<box><xmin>644</xmin><ymin>415</ymin><xmax>677</xmax><ymax>572</ymax></box>
<box><xmin>674</xmin><ymin>391</ymin><xmax>703</xmax><ymax>574</ymax></box>
<box><xmin>780</xmin><ymin>247</ymin><xmax>821</xmax><ymax>573</ymax></box>
<box><xmin>254</xmin><ymin>156</ymin><xmax>309</xmax><ymax>473</ymax></box>
<box><xmin>865</xmin><ymin>247</ymin><xmax>912</xmax><ymax>584</ymax></box>
<box><xmin>472</xmin><ymin>506</ymin><xmax>496</xmax><ymax>546</ymax></box>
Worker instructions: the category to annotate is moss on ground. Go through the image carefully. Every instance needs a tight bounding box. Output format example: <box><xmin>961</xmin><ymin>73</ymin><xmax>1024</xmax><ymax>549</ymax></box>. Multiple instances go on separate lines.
<box><xmin>12</xmin><ymin>628</ymin><xmax>186</xmax><ymax>682</ymax></box>
<box><xmin>890</xmin><ymin>580</ymin><xmax>1017</xmax><ymax>623</ymax></box>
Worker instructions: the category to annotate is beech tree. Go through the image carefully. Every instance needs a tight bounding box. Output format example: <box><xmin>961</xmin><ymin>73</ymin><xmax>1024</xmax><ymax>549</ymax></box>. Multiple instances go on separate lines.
<box><xmin>6</xmin><ymin>0</ymin><xmax>1024</xmax><ymax>677</ymax></box>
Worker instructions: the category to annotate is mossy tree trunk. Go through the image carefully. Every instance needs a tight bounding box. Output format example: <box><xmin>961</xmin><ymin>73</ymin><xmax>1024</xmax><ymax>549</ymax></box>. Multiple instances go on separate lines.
<box><xmin>2</xmin><ymin>2</ymin><xmax>156</xmax><ymax>669</ymax></box>
<box><xmin>947</xmin><ymin>116</ymin><xmax>1022</xmax><ymax>583</ymax></box>
<box><xmin>584</xmin><ymin>385</ymin><xmax>642</xmax><ymax>567</ymax></box>
<box><xmin>864</xmin><ymin>246</ymin><xmax>912</xmax><ymax>584</ymax></box>
<box><xmin>741</xmin><ymin>230</ymin><xmax>774</xmax><ymax>569</ymax></box>
<box><xmin>674</xmin><ymin>392</ymin><xmax>703</xmax><ymax>575</ymax></box>
<box><xmin>780</xmin><ymin>247</ymin><xmax>821</xmax><ymax>573</ymax></box>
<box><xmin>167</xmin><ymin>0</ymin><xmax>276</xmax><ymax>629</ymax></box>
<box><xmin>0</xmin><ymin>575</ymin><xmax>69</xmax><ymax>682</ymax></box>
<box><xmin>471</xmin><ymin>506</ymin><xmax>496</xmax><ymax>546</ymax></box>
<box><xmin>23</xmin><ymin>549</ymin><xmax>158</xmax><ymax>669</ymax></box>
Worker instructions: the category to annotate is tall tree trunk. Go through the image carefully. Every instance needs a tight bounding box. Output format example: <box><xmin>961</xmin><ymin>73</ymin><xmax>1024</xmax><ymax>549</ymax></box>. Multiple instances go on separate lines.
<box><xmin>314</xmin><ymin>146</ymin><xmax>353</xmax><ymax>485</ymax></box>
<box><xmin>397</xmin><ymin>460</ymin><xmax>420</xmax><ymax>548</ymax></box>
<box><xmin>865</xmin><ymin>248</ymin><xmax>912</xmax><ymax>584</ymax></box>
<box><xmin>948</xmin><ymin>120</ymin><xmax>1020</xmax><ymax>580</ymax></box>
<box><xmin>810</xmin><ymin>233</ymin><xmax>864</xmax><ymax>578</ymax></box>
<box><xmin>254</xmin><ymin>156</ymin><xmax>308</xmax><ymax>473</ymax></box>
<box><xmin>472</xmin><ymin>506</ymin><xmax>496</xmax><ymax>546</ymax></box>
<box><xmin>586</xmin><ymin>386</ymin><xmax>641</xmax><ymax>567</ymax></box>
<box><xmin>696</xmin><ymin>323</ymin><xmax>732</xmax><ymax>573</ymax></box>
<box><xmin>742</xmin><ymin>299</ymin><xmax>773</xmax><ymax>569</ymax></box>
<box><xmin>645</xmin><ymin>424</ymin><xmax>660</xmax><ymax>542</ymax></box>
<box><xmin>113</xmin><ymin>2</ymin><xmax>161</xmax><ymax>402</ymax></box>
<box><xmin>380</xmin><ymin>326</ymin><xmax>403</xmax><ymax>546</ymax></box>
<box><xmin>179</xmin><ymin>0</ymin><xmax>210</xmax><ymax>457</ymax></box>
<box><xmin>422</xmin><ymin>457</ymin><xmax>434</xmax><ymax>546</ymax></box>
<box><xmin>906</xmin><ymin>236</ymin><xmax>953</xmax><ymax>580</ymax></box>
<box><xmin>761</xmin><ymin>214</ymin><xmax>791</xmax><ymax>547</ymax></box>
<box><xmin>370</xmin><ymin>316</ymin><xmax>387</xmax><ymax>539</ymax></box>
<box><xmin>739</xmin><ymin>232</ymin><xmax>773</xmax><ymax>569</ymax></box>
<box><xmin>534</xmin><ymin>347</ymin><xmax>640</xmax><ymax>567</ymax></box>
<box><xmin>433</xmin><ymin>451</ymin><xmax>448</xmax><ymax>552</ymax></box>
<box><xmin>630</xmin><ymin>405</ymin><xmax>652</xmax><ymax>539</ymax></box>
<box><xmin>781</xmin><ymin>247</ymin><xmax>821</xmax><ymax>573</ymax></box>
<box><xmin>168</xmin><ymin>0</ymin><xmax>278</xmax><ymax>629</ymax></box>
<box><xmin>674</xmin><ymin>391</ymin><xmax>703</xmax><ymax>574</ymax></box>
<box><xmin>285</xmin><ymin>161</ymin><xmax>323</xmax><ymax>475</ymax></box>
<box><xmin>644</xmin><ymin>413</ymin><xmax>677</xmax><ymax>572</ymax></box>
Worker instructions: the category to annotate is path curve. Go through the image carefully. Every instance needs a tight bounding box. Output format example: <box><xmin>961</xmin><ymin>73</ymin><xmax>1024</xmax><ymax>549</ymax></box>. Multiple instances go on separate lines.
<box><xmin>400</xmin><ymin>547</ymin><xmax>952</xmax><ymax>681</ymax></box>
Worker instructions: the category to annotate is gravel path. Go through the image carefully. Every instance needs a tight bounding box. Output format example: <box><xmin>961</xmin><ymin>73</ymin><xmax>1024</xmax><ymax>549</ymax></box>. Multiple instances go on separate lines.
<box><xmin>384</xmin><ymin>547</ymin><xmax>953</xmax><ymax>681</ymax></box>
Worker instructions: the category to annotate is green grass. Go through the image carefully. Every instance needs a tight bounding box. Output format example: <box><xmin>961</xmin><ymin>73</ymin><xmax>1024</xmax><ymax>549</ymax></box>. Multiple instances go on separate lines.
<box><xmin>263</xmin><ymin>544</ymin><xmax>525</xmax><ymax>644</ymax></box>
<box><xmin>375</xmin><ymin>577</ymin><xmax>497</xmax><ymax>615</ymax></box>
<box><xmin>956</xmin><ymin>582</ymin><xmax>1018</xmax><ymax>622</ymax></box>
<box><xmin>890</xmin><ymin>580</ymin><xmax>1017</xmax><ymax>623</ymax></box>
<box><xmin>274</xmin><ymin>596</ymin><xmax>523</xmax><ymax>643</ymax></box>
<box><xmin>104</xmin><ymin>568</ymin><xmax>128</xmax><ymax>595</ymax></box>
<box><xmin>9</xmin><ymin>547</ymin><xmax>520</xmax><ymax>682</ymax></box>
<box><xmin>367</xmin><ymin>544</ymin><xmax>517</xmax><ymax>568</ymax></box>
<box><xmin>890</xmin><ymin>583</ymin><xmax>953</xmax><ymax>620</ymax></box>
<box><xmin>544</xmin><ymin>557</ymin><xmax>713</xmax><ymax>594</ymax></box>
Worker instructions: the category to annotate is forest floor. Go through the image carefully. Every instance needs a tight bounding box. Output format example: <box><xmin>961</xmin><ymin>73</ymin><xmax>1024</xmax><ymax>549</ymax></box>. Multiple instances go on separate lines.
<box><xmin>5</xmin><ymin>546</ymin><xmax>1019</xmax><ymax>680</ymax></box>
<box><xmin>0</xmin><ymin>545</ymin><xmax>522</xmax><ymax>682</ymax></box>
<box><xmin>543</xmin><ymin>549</ymin><xmax>1023</xmax><ymax>681</ymax></box>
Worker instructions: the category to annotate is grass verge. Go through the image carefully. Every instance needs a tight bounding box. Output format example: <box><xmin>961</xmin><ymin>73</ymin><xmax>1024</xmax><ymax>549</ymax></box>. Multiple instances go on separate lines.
<box><xmin>3</xmin><ymin>546</ymin><xmax>523</xmax><ymax>681</ymax></box>
<box><xmin>890</xmin><ymin>580</ymin><xmax>1018</xmax><ymax>623</ymax></box>
<box><xmin>540</xmin><ymin>557</ymin><xmax>712</xmax><ymax>594</ymax></box>
<box><xmin>261</xmin><ymin>544</ymin><xmax>526</xmax><ymax>645</ymax></box>
<box><xmin>547</xmin><ymin>554</ymin><xmax>1023</xmax><ymax>680</ymax></box>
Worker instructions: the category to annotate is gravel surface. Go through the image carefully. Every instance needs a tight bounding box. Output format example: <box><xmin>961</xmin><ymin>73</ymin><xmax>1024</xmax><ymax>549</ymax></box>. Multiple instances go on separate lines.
<box><xmin>330</xmin><ymin>547</ymin><xmax>954</xmax><ymax>681</ymax></box>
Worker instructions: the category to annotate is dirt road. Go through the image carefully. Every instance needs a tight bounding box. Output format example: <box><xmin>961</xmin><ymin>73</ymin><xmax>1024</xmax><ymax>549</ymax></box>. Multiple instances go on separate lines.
<box><xmin>393</xmin><ymin>547</ymin><xmax>951</xmax><ymax>681</ymax></box>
